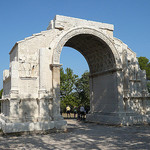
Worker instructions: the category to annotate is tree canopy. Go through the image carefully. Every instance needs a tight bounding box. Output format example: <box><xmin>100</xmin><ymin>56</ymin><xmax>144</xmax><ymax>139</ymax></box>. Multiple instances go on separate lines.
<box><xmin>138</xmin><ymin>57</ymin><xmax>150</xmax><ymax>80</ymax></box>
<box><xmin>60</xmin><ymin>67</ymin><xmax>78</xmax><ymax>100</ymax></box>
<box><xmin>138</xmin><ymin>56</ymin><xmax>150</xmax><ymax>93</ymax></box>
<box><xmin>60</xmin><ymin>68</ymin><xmax>79</xmax><ymax>112</ymax></box>
<box><xmin>60</xmin><ymin>68</ymin><xmax>90</xmax><ymax>113</ymax></box>
<box><xmin>75</xmin><ymin>71</ymin><xmax>90</xmax><ymax>111</ymax></box>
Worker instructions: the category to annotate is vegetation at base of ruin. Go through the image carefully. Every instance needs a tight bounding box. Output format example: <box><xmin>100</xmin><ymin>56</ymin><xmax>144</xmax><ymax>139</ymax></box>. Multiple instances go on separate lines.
<box><xmin>60</xmin><ymin>68</ymin><xmax>90</xmax><ymax>113</ymax></box>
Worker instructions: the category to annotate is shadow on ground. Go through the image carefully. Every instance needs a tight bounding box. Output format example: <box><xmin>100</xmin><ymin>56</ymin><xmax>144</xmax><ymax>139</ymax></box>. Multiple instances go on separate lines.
<box><xmin>0</xmin><ymin>119</ymin><xmax>150</xmax><ymax>150</ymax></box>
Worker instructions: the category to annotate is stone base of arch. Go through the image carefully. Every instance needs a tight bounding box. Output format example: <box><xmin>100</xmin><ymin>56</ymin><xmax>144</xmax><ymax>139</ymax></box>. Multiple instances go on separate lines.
<box><xmin>86</xmin><ymin>112</ymin><xmax>150</xmax><ymax>125</ymax></box>
<box><xmin>0</xmin><ymin>98</ymin><xmax>67</xmax><ymax>134</ymax></box>
<box><xmin>0</xmin><ymin>119</ymin><xmax>67</xmax><ymax>134</ymax></box>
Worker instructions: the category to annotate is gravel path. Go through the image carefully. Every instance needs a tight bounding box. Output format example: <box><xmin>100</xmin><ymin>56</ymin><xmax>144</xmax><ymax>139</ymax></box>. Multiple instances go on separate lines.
<box><xmin>0</xmin><ymin>119</ymin><xmax>150</xmax><ymax>150</ymax></box>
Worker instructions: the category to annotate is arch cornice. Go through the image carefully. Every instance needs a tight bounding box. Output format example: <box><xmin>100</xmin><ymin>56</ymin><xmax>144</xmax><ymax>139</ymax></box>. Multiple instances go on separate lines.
<box><xmin>52</xmin><ymin>27</ymin><xmax>122</xmax><ymax>69</ymax></box>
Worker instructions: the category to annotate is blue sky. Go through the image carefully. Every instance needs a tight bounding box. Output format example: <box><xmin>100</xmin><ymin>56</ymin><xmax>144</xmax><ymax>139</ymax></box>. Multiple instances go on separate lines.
<box><xmin>0</xmin><ymin>0</ymin><xmax>150</xmax><ymax>89</ymax></box>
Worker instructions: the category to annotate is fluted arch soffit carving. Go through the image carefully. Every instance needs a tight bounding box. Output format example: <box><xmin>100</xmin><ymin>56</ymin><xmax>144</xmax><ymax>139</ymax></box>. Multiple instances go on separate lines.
<box><xmin>52</xmin><ymin>27</ymin><xmax>122</xmax><ymax>74</ymax></box>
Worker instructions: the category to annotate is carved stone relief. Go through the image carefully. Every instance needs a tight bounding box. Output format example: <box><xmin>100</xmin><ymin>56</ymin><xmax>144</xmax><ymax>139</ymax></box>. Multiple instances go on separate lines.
<box><xmin>19</xmin><ymin>52</ymin><xmax>38</xmax><ymax>78</ymax></box>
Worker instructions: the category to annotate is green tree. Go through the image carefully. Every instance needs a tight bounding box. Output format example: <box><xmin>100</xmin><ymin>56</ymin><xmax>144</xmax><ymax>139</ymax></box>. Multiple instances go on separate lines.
<box><xmin>60</xmin><ymin>68</ymin><xmax>78</xmax><ymax>112</ymax></box>
<box><xmin>60</xmin><ymin>68</ymin><xmax>90</xmax><ymax>113</ymax></box>
<box><xmin>138</xmin><ymin>57</ymin><xmax>150</xmax><ymax>80</ymax></box>
<box><xmin>75</xmin><ymin>71</ymin><xmax>90</xmax><ymax>111</ymax></box>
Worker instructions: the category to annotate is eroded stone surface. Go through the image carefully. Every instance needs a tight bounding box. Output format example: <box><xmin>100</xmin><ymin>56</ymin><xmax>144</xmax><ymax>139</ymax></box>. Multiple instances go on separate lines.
<box><xmin>0</xmin><ymin>15</ymin><xmax>150</xmax><ymax>133</ymax></box>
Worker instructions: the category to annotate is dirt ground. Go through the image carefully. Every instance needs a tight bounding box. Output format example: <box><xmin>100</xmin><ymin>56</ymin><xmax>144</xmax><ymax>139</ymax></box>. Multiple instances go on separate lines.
<box><xmin>0</xmin><ymin>119</ymin><xmax>150</xmax><ymax>150</ymax></box>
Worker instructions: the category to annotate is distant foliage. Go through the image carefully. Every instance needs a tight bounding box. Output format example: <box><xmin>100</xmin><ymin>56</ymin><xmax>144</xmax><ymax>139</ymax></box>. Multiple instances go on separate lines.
<box><xmin>60</xmin><ymin>68</ymin><xmax>90</xmax><ymax>113</ymax></box>
<box><xmin>147</xmin><ymin>82</ymin><xmax>150</xmax><ymax>93</ymax></box>
<box><xmin>0</xmin><ymin>89</ymin><xmax>3</xmax><ymax>99</ymax></box>
<box><xmin>60</xmin><ymin>68</ymin><xmax>79</xmax><ymax>112</ymax></box>
<box><xmin>75</xmin><ymin>71</ymin><xmax>90</xmax><ymax>111</ymax></box>
<box><xmin>138</xmin><ymin>57</ymin><xmax>150</xmax><ymax>93</ymax></box>
<box><xmin>138</xmin><ymin>57</ymin><xmax>150</xmax><ymax>80</ymax></box>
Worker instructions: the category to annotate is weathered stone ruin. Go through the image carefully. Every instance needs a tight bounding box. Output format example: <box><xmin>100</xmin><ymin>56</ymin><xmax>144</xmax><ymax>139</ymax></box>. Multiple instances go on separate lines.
<box><xmin>0</xmin><ymin>15</ymin><xmax>150</xmax><ymax>133</ymax></box>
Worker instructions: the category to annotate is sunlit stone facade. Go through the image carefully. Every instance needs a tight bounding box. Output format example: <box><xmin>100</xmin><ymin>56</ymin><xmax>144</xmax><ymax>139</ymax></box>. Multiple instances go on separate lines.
<box><xmin>0</xmin><ymin>15</ymin><xmax>150</xmax><ymax>133</ymax></box>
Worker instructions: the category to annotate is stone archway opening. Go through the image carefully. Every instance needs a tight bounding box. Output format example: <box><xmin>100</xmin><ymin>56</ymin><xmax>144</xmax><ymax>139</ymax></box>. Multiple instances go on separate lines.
<box><xmin>64</xmin><ymin>34</ymin><xmax>116</xmax><ymax>74</ymax></box>
<box><xmin>57</xmin><ymin>33</ymin><xmax>118</xmax><ymax>121</ymax></box>
<box><xmin>60</xmin><ymin>46</ymin><xmax>90</xmax><ymax>119</ymax></box>
<box><xmin>60</xmin><ymin>46</ymin><xmax>89</xmax><ymax>75</ymax></box>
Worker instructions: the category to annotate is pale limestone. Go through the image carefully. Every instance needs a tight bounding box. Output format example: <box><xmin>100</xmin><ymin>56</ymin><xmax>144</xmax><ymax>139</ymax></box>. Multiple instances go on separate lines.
<box><xmin>0</xmin><ymin>15</ymin><xmax>150</xmax><ymax>133</ymax></box>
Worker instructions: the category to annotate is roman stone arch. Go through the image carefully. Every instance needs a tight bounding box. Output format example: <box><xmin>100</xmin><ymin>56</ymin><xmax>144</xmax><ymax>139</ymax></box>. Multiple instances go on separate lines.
<box><xmin>0</xmin><ymin>15</ymin><xmax>150</xmax><ymax>133</ymax></box>
<box><xmin>50</xmin><ymin>27</ymin><xmax>123</xmax><ymax>121</ymax></box>
<box><xmin>52</xmin><ymin>27</ymin><xmax>121</xmax><ymax>65</ymax></box>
